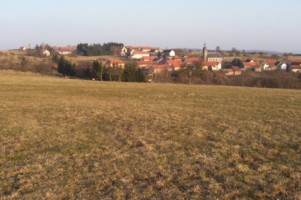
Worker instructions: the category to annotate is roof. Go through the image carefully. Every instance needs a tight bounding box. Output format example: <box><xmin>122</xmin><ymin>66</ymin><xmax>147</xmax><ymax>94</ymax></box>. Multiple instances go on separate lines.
<box><xmin>290</xmin><ymin>59</ymin><xmax>301</xmax><ymax>63</ymax></box>
<box><xmin>163</xmin><ymin>49</ymin><xmax>174</xmax><ymax>53</ymax></box>
<box><xmin>232</xmin><ymin>66</ymin><xmax>241</xmax><ymax>71</ymax></box>
<box><xmin>243</xmin><ymin>62</ymin><xmax>260</xmax><ymax>67</ymax></box>
<box><xmin>208</xmin><ymin>53</ymin><xmax>222</xmax><ymax>58</ymax></box>
<box><xmin>265</xmin><ymin>60</ymin><xmax>277</xmax><ymax>65</ymax></box>
<box><xmin>132</xmin><ymin>51</ymin><xmax>149</xmax><ymax>55</ymax></box>
<box><xmin>110</xmin><ymin>59</ymin><xmax>125</xmax><ymax>65</ymax></box>
<box><xmin>142</xmin><ymin>56</ymin><xmax>157</xmax><ymax>61</ymax></box>
<box><xmin>291</xmin><ymin>65</ymin><xmax>301</xmax><ymax>69</ymax></box>
<box><xmin>203</xmin><ymin>61</ymin><xmax>219</xmax><ymax>66</ymax></box>
<box><xmin>185</xmin><ymin>57</ymin><xmax>200</xmax><ymax>63</ymax></box>
<box><xmin>290</xmin><ymin>62</ymin><xmax>301</xmax><ymax>66</ymax></box>
<box><xmin>136</xmin><ymin>61</ymin><xmax>154</xmax><ymax>66</ymax></box>
<box><xmin>125</xmin><ymin>46</ymin><xmax>157</xmax><ymax>50</ymax></box>
<box><xmin>290</xmin><ymin>60</ymin><xmax>301</xmax><ymax>65</ymax></box>
<box><xmin>167</xmin><ymin>59</ymin><xmax>183</xmax><ymax>67</ymax></box>
<box><xmin>53</xmin><ymin>46</ymin><xmax>76</xmax><ymax>52</ymax></box>
<box><xmin>151</xmin><ymin>64</ymin><xmax>169</xmax><ymax>70</ymax></box>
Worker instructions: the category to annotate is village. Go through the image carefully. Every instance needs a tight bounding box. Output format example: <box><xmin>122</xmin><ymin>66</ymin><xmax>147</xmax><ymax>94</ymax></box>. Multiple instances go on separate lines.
<box><xmin>24</xmin><ymin>43</ymin><xmax>301</xmax><ymax>78</ymax></box>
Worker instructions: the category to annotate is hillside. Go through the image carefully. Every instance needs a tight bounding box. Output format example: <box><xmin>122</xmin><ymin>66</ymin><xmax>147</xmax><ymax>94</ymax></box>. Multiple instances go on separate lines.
<box><xmin>1</xmin><ymin>71</ymin><xmax>301</xmax><ymax>199</ymax></box>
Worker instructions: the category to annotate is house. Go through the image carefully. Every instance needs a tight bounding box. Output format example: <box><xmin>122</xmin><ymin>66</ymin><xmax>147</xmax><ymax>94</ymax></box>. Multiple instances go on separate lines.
<box><xmin>120</xmin><ymin>46</ymin><xmax>128</xmax><ymax>56</ymax></box>
<box><xmin>207</xmin><ymin>53</ymin><xmax>223</xmax><ymax>63</ymax></box>
<box><xmin>19</xmin><ymin>46</ymin><xmax>28</xmax><ymax>51</ymax></box>
<box><xmin>278</xmin><ymin>62</ymin><xmax>288</xmax><ymax>70</ymax></box>
<box><xmin>202</xmin><ymin>61</ymin><xmax>222</xmax><ymax>71</ymax></box>
<box><xmin>149</xmin><ymin>49</ymin><xmax>160</xmax><ymax>56</ymax></box>
<box><xmin>108</xmin><ymin>59</ymin><xmax>125</xmax><ymax>68</ymax></box>
<box><xmin>131</xmin><ymin>51</ymin><xmax>150</xmax><ymax>60</ymax></box>
<box><xmin>150</xmin><ymin>64</ymin><xmax>171</xmax><ymax>74</ymax></box>
<box><xmin>290</xmin><ymin>60</ymin><xmax>301</xmax><ymax>73</ymax></box>
<box><xmin>162</xmin><ymin>50</ymin><xmax>176</xmax><ymax>59</ymax></box>
<box><xmin>291</xmin><ymin>65</ymin><xmax>301</xmax><ymax>73</ymax></box>
<box><xmin>142</xmin><ymin>56</ymin><xmax>157</xmax><ymax>61</ymax></box>
<box><xmin>121</xmin><ymin>46</ymin><xmax>158</xmax><ymax>57</ymax></box>
<box><xmin>136</xmin><ymin>60</ymin><xmax>154</xmax><ymax>68</ymax></box>
<box><xmin>43</xmin><ymin>50</ymin><xmax>51</xmax><ymax>57</ymax></box>
<box><xmin>223</xmin><ymin>66</ymin><xmax>241</xmax><ymax>76</ymax></box>
<box><xmin>185</xmin><ymin>57</ymin><xmax>201</xmax><ymax>65</ymax></box>
<box><xmin>52</xmin><ymin>46</ymin><xmax>76</xmax><ymax>55</ymax></box>
<box><xmin>139</xmin><ymin>46</ymin><xmax>158</xmax><ymax>52</ymax></box>
<box><xmin>166</xmin><ymin>59</ymin><xmax>184</xmax><ymax>71</ymax></box>
<box><xmin>263</xmin><ymin>60</ymin><xmax>277</xmax><ymax>71</ymax></box>
<box><xmin>243</xmin><ymin>61</ymin><xmax>260</xmax><ymax>71</ymax></box>
<box><xmin>231</xmin><ymin>66</ymin><xmax>242</xmax><ymax>75</ymax></box>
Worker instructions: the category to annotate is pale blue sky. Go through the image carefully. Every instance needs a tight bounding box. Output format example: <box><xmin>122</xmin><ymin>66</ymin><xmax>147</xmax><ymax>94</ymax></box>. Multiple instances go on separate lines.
<box><xmin>0</xmin><ymin>0</ymin><xmax>300</xmax><ymax>52</ymax></box>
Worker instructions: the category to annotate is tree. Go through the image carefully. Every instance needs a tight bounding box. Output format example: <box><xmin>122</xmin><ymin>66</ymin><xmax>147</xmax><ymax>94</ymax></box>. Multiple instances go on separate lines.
<box><xmin>76</xmin><ymin>42</ymin><xmax>124</xmax><ymax>56</ymax></box>
<box><xmin>232</xmin><ymin>58</ymin><xmax>244</xmax><ymax>68</ymax></box>
<box><xmin>20</xmin><ymin>57</ymin><xmax>28</xmax><ymax>71</ymax></box>
<box><xmin>92</xmin><ymin>60</ymin><xmax>104</xmax><ymax>80</ymax></box>
<box><xmin>216</xmin><ymin>46</ymin><xmax>221</xmax><ymax>52</ymax></box>
<box><xmin>58</xmin><ymin>56</ymin><xmax>76</xmax><ymax>76</ymax></box>
<box><xmin>122</xmin><ymin>63</ymin><xmax>145</xmax><ymax>82</ymax></box>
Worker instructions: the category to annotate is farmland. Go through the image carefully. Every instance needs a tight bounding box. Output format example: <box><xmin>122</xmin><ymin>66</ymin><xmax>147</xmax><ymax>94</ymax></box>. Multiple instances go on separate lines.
<box><xmin>0</xmin><ymin>71</ymin><xmax>301</xmax><ymax>199</ymax></box>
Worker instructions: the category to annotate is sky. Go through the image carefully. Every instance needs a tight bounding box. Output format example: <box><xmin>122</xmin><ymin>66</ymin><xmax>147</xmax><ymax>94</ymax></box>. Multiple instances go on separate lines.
<box><xmin>0</xmin><ymin>0</ymin><xmax>300</xmax><ymax>52</ymax></box>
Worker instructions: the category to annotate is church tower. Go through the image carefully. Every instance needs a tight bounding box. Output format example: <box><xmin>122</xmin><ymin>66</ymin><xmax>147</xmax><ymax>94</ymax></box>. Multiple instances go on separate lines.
<box><xmin>202</xmin><ymin>43</ymin><xmax>208</xmax><ymax>61</ymax></box>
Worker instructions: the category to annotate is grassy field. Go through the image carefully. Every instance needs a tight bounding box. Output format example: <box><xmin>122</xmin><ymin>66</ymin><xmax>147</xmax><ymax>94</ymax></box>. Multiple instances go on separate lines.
<box><xmin>0</xmin><ymin>71</ymin><xmax>301</xmax><ymax>199</ymax></box>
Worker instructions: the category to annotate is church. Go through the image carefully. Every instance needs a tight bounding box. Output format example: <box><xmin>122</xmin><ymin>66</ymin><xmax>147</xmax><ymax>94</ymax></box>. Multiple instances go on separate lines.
<box><xmin>202</xmin><ymin>44</ymin><xmax>223</xmax><ymax>63</ymax></box>
<box><xmin>202</xmin><ymin>44</ymin><xmax>223</xmax><ymax>71</ymax></box>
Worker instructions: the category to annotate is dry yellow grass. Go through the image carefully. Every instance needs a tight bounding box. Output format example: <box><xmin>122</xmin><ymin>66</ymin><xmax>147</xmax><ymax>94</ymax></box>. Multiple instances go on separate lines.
<box><xmin>0</xmin><ymin>71</ymin><xmax>301</xmax><ymax>199</ymax></box>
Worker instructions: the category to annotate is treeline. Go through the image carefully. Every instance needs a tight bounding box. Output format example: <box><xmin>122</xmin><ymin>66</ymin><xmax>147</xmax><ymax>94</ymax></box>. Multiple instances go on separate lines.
<box><xmin>227</xmin><ymin>71</ymin><xmax>301</xmax><ymax>89</ymax></box>
<box><xmin>171</xmin><ymin>68</ymin><xmax>301</xmax><ymax>89</ymax></box>
<box><xmin>76</xmin><ymin>42</ymin><xmax>123</xmax><ymax>56</ymax></box>
<box><xmin>55</xmin><ymin>56</ymin><xmax>145</xmax><ymax>82</ymax></box>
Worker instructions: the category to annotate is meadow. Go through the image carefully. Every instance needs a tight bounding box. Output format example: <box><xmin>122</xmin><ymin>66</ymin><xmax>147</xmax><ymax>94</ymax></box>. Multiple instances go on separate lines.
<box><xmin>0</xmin><ymin>71</ymin><xmax>301</xmax><ymax>199</ymax></box>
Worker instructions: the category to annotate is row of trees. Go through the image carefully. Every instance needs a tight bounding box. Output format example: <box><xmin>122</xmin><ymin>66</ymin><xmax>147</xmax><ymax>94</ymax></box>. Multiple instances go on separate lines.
<box><xmin>171</xmin><ymin>66</ymin><xmax>301</xmax><ymax>89</ymax></box>
<box><xmin>76</xmin><ymin>42</ymin><xmax>123</xmax><ymax>56</ymax></box>
<box><xmin>56</xmin><ymin>56</ymin><xmax>145</xmax><ymax>82</ymax></box>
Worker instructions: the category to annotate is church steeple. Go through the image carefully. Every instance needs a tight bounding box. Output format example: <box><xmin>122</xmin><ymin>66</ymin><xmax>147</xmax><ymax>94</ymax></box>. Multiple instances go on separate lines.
<box><xmin>202</xmin><ymin>43</ymin><xmax>208</xmax><ymax>62</ymax></box>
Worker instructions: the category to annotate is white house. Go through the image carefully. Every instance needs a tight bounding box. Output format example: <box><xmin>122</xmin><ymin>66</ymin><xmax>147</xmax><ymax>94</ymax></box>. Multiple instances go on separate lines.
<box><xmin>279</xmin><ymin>63</ymin><xmax>288</xmax><ymax>70</ymax></box>
<box><xmin>43</xmin><ymin>50</ymin><xmax>51</xmax><ymax>57</ymax></box>
<box><xmin>202</xmin><ymin>61</ymin><xmax>222</xmax><ymax>71</ymax></box>
<box><xmin>120</xmin><ymin>46</ymin><xmax>128</xmax><ymax>56</ymax></box>
<box><xmin>52</xmin><ymin>46</ymin><xmax>76</xmax><ymax>55</ymax></box>
<box><xmin>263</xmin><ymin>60</ymin><xmax>277</xmax><ymax>71</ymax></box>
<box><xmin>163</xmin><ymin>50</ymin><xmax>176</xmax><ymax>58</ymax></box>
<box><xmin>130</xmin><ymin>51</ymin><xmax>150</xmax><ymax>60</ymax></box>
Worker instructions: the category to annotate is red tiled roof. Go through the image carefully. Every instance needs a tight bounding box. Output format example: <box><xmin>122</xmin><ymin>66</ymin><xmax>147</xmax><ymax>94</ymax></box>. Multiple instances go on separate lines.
<box><xmin>243</xmin><ymin>62</ymin><xmax>259</xmax><ymax>67</ymax></box>
<box><xmin>185</xmin><ymin>57</ymin><xmax>200</xmax><ymax>63</ymax></box>
<box><xmin>203</xmin><ymin>61</ymin><xmax>219</xmax><ymax>66</ymax></box>
<box><xmin>232</xmin><ymin>66</ymin><xmax>241</xmax><ymax>71</ymax></box>
<box><xmin>136</xmin><ymin>61</ymin><xmax>154</xmax><ymax>66</ymax></box>
<box><xmin>167</xmin><ymin>59</ymin><xmax>183</xmax><ymax>67</ymax></box>
<box><xmin>110</xmin><ymin>59</ymin><xmax>125</xmax><ymax>65</ymax></box>
<box><xmin>142</xmin><ymin>56</ymin><xmax>150</xmax><ymax>60</ymax></box>
<box><xmin>151</xmin><ymin>64</ymin><xmax>169</xmax><ymax>70</ymax></box>
<box><xmin>265</xmin><ymin>60</ymin><xmax>277</xmax><ymax>65</ymax></box>
<box><xmin>53</xmin><ymin>46</ymin><xmax>76</xmax><ymax>52</ymax></box>
<box><xmin>142</xmin><ymin>56</ymin><xmax>158</xmax><ymax>61</ymax></box>
<box><xmin>290</xmin><ymin>60</ymin><xmax>301</xmax><ymax>65</ymax></box>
